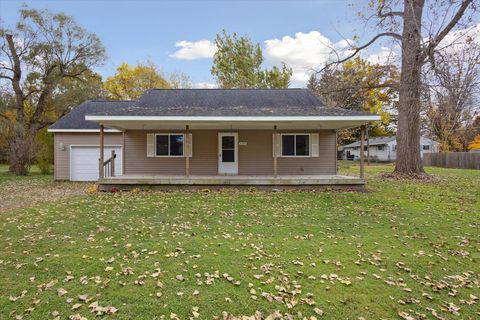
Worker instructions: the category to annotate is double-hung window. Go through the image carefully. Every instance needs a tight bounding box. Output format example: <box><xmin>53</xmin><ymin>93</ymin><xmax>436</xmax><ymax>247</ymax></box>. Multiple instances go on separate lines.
<box><xmin>155</xmin><ymin>134</ymin><xmax>184</xmax><ymax>156</ymax></box>
<box><xmin>281</xmin><ymin>134</ymin><xmax>310</xmax><ymax>157</ymax></box>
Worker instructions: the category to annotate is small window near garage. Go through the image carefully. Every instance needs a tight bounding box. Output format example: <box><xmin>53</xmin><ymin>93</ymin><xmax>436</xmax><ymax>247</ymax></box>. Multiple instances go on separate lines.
<box><xmin>281</xmin><ymin>134</ymin><xmax>310</xmax><ymax>156</ymax></box>
<box><xmin>422</xmin><ymin>145</ymin><xmax>430</xmax><ymax>150</ymax></box>
<box><xmin>155</xmin><ymin>134</ymin><xmax>184</xmax><ymax>156</ymax></box>
<box><xmin>377</xmin><ymin>145</ymin><xmax>384</xmax><ymax>151</ymax></box>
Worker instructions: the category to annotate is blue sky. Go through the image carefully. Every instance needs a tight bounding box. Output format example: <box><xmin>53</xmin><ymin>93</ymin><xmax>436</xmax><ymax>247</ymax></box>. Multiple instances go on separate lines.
<box><xmin>1</xmin><ymin>0</ymin><xmax>387</xmax><ymax>87</ymax></box>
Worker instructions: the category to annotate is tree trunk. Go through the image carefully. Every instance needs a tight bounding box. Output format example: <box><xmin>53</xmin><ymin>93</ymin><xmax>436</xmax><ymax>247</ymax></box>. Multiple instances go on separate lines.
<box><xmin>394</xmin><ymin>0</ymin><xmax>426</xmax><ymax>175</ymax></box>
<box><xmin>8</xmin><ymin>130</ymin><xmax>36</xmax><ymax>176</ymax></box>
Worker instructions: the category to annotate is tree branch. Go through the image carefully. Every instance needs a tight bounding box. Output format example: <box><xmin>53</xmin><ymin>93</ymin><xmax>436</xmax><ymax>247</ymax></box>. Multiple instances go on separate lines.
<box><xmin>377</xmin><ymin>1</ymin><xmax>404</xmax><ymax>18</ymax></box>
<box><xmin>379</xmin><ymin>11</ymin><xmax>404</xmax><ymax>18</ymax></box>
<box><xmin>424</xmin><ymin>0</ymin><xmax>474</xmax><ymax>58</ymax></box>
<box><xmin>5</xmin><ymin>34</ymin><xmax>26</xmax><ymax>124</ymax></box>
<box><xmin>0</xmin><ymin>74</ymin><xmax>14</xmax><ymax>81</ymax></box>
<box><xmin>316</xmin><ymin>32</ymin><xmax>402</xmax><ymax>74</ymax></box>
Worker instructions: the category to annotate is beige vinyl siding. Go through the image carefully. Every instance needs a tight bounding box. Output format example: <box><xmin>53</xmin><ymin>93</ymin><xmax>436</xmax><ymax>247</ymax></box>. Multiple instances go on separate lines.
<box><xmin>124</xmin><ymin>129</ymin><xmax>336</xmax><ymax>176</ymax></box>
<box><xmin>189</xmin><ymin>130</ymin><xmax>218</xmax><ymax>175</ymax></box>
<box><xmin>53</xmin><ymin>132</ymin><xmax>123</xmax><ymax>180</ymax></box>
<box><xmin>238</xmin><ymin>130</ymin><xmax>274</xmax><ymax>175</ymax></box>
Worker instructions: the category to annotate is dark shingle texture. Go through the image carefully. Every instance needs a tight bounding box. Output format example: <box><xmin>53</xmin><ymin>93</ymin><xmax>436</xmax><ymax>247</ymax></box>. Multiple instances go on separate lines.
<box><xmin>89</xmin><ymin>89</ymin><xmax>373</xmax><ymax>117</ymax></box>
<box><xmin>49</xmin><ymin>100</ymin><xmax>134</xmax><ymax>130</ymax></box>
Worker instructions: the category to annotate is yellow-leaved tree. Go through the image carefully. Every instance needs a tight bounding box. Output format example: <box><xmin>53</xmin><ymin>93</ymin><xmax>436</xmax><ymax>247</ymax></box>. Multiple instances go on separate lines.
<box><xmin>104</xmin><ymin>62</ymin><xmax>170</xmax><ymax>100</ymax></box>
<box><xmin>469</xmin><ymin>135</ymin><xmax>480</xmax><ymax>151</ymax></box>
<box><xmin>308</xmin><ymin>57</ymin><xmax>399</xmax><ymax>144</ymax></box>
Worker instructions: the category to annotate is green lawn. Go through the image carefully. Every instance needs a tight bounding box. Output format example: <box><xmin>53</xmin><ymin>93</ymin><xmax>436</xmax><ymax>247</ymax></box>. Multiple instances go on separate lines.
<box><xmin>0</xmin><ymin>164</ymin><xmax>479</xmax><ymax>319</ymax></box>
<box><xmin>0</xmin><ymin>164</ymin><xmax>50</xmax><ymax>183</ymax></box>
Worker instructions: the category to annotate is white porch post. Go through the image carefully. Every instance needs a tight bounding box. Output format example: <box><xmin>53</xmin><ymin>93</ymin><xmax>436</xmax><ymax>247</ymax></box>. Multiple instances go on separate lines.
<box><xmin>185</xmin><ymin>125</ymin><xmax>190</xmax><ymax>177</ymax></box>
<box><xmin>273</xmin><ymin>125</ymin><xmax>278</xmax><ymax>178</ymax></box>
<box><xmin>366</xmin><ymin>125</ymin><xmax>370</xmax><ymax>166</ymax></box>
<box><xmin>360</xmin><ymin>125</ymin><xmax>365</xmax><ymax>179</ymax></box>
<box><xmin>99</xmin><ymin>124</ymin><xmax>104</xmax><ymax>179</ymax></box>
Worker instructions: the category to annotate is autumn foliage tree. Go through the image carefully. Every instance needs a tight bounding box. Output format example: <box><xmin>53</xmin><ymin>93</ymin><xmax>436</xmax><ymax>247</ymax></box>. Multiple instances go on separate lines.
<box><xmin>468</xmin><ymin>134</ymin><xmax>480</xmax><ymax>150</ymax></box>
<box><xmin>308</xmin><ymin>57</ymin><xmax>398</xmax><ymax>144</ymax></box>
<box><xmin>104</xmin><ymin>62</ymin><xmax>171</xmax><ymax>100</ymax></box>
<box><xmin>0</xmin><ymin>8</ymin><xmax>105</xmax><ymax>175</ymax></box>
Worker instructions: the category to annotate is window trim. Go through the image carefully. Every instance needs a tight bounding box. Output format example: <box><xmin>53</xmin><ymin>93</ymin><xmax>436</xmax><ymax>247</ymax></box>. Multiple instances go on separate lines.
<box><xmin>280</xmin><ymin>133</ymin><xmax>311</xmax><ymax>157</ymax></box>
<box><xmin>154</xmin><ymin>133</ymin><xmax>185</xmax><ymax>157</ymax></box>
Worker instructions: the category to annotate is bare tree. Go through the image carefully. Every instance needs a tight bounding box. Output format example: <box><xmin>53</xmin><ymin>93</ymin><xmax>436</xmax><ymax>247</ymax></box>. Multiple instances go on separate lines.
<box><xmin>0</xmin><ymin>8</ymin><xmax>105</xmax><ymax>175</ymax></box>
<box><xmin>319</xmin><ymin>0</ymin><xmax>478</xmax><ymax>177</ymax></box>
<box><xmin>423</xmin><ymin>37</ymin><xmax>480</xmax><ymax>151</ymax></box>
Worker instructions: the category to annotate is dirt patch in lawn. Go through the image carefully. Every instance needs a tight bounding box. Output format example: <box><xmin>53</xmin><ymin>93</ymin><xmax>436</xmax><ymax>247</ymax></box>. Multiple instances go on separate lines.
<box><xmin>0</xmin><ymin>178</ymin><xmax>88</xmax><ymax>212</ymax></box>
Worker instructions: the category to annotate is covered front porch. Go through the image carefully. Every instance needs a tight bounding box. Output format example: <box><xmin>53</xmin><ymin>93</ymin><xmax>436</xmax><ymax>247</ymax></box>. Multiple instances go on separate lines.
<box><xmin>99</xmin><ymin>174</ymin><xmax>366</xmax><ymax>191</ymax></box>
<box><xmin>89</xmin><ymin>115</ymin><xmax>375</xmax><ymax>190</ymax></box>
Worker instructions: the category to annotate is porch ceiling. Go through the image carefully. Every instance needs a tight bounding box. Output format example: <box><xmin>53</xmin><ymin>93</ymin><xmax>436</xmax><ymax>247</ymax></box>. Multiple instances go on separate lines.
<box><xmin>85</xmin><ymin>117</ymin><xmax>380</xmax><ymax>131</ymax></box>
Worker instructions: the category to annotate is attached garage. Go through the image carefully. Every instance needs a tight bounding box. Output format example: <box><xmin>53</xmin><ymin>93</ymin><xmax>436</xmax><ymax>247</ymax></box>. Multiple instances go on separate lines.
<box><xmin>48</xmin><ymin>100</ymin><xmax>132</xmax><ymax>181</ymax></box>
<box><xmin>70</xmin><ymin>146</ymin><xmax>123</xmax><ymax>181</ymax></box>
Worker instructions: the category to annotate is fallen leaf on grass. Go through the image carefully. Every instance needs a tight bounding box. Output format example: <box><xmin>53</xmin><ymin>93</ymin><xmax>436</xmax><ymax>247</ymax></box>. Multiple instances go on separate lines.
<box><xmin>71</xmin><ymin>303</ymin><xmax>82</xmax><ymax>310</ymax></box>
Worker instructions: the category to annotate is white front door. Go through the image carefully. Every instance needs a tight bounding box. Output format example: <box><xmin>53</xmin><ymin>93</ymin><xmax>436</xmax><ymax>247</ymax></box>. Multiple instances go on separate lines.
<box><xmin>218</xmin><ymin>133</ymin><xmax>238</xmax><ymax>174</ymax></box>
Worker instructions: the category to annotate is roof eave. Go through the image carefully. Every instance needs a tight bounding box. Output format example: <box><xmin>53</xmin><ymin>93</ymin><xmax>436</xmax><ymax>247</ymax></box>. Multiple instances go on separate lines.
<box><xmin>47</xmin><ymin>128</ymin><xmax>122</xmax><ymax>133</ymax></box>
<box><xmin>85</xmin><ymin>115</ymin><xmax>382</xmax><ymax>122</ymax></box>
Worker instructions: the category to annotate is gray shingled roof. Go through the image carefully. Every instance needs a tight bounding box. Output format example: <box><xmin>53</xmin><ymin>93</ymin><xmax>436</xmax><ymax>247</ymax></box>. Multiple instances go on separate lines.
<box><xmin>50</xmin><ymin>89</ymin><xmax>377</xmax><ymax>130</ymax></box>
<box><xmin>49</xmin><ymin>100</ymin><xmax>134</xmax><ymax>130</ymax></box>
<box><xmin>88</xmin><ymin>89</ymin><xmax>373</xmax><ymax>117</ymax></box>
<box><xmin>343</xmin><ymin>136</ymin><xmax>396</xmax><ymax>148</ymax></box>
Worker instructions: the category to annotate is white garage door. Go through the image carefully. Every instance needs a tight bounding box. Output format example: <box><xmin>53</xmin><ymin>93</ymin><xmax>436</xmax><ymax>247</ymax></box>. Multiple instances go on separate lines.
<box><xmin>70</xmin><ymin>146</ymin><xmax>123</xmax><ymax>181</ymax></box>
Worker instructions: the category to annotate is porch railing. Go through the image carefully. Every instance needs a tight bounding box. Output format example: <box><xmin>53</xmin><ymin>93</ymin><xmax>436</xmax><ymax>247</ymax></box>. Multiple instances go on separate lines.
<box><xmin>99</xmin><ymin>150</ymin><xmax>116</xmax><ymax>178</ymax></box>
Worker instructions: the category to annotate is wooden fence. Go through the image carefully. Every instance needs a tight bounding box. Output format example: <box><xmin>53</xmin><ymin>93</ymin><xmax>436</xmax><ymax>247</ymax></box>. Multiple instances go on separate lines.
<box><xmin>423</xmin><ymin>152</ymin><xmax>480</xmax><ymax>170</ymax></box>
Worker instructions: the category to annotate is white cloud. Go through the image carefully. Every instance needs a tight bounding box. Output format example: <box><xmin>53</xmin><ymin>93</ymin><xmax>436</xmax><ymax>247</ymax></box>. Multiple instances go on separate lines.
<box><xmin>264</xmin><ymin>31</ymin><xmax>354</xmax><ymax>84</ymax></box>
<box><xmin>170</xmin><ymin>31</ymin><xmax>401</xmax><ymax>86</ymax></box>
<box><xmin>194</xmin><ymin>82</ymin><xmax>218</xmax><ymax>89</ymax></box>
<box><xmin>169</xmin><ymin>40</ymin><xmax>217</xmax><ymax>60</ymax></box>
<box><xmin>366</xmin><ymin>46</ymin><xmax>397</xmax><ymax>65</ymax></box>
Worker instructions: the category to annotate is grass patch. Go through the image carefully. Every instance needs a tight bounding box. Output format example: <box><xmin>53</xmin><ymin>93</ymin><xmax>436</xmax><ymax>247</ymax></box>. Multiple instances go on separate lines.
<box><xmin>0</xmin><ymin>164</ymin><xmax>479</xmax><ymax>319</ymax></box>
<box><xmin>0</xmin><ymin>164</ymin><xmax>52</xmax><ymax>183</ymax></box>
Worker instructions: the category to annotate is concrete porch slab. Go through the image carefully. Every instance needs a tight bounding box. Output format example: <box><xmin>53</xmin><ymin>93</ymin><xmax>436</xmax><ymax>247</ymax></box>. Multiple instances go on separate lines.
<box><xmin>99</xmin><ymin>174</ymin><xmax>365</xmax><ymax>191</ymax></box>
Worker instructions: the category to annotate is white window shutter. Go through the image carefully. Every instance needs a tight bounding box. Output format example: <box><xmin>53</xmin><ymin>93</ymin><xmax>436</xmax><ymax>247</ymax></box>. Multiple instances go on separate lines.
<box><xmin>146</xmin><ymin>133</ymin><xmax>155</xmax><ymax>157</ymax></box>
<box><xmin>186</xmin><ymin>133</ymin><xmax>193</xmax><ymax>157</ymax></box>
<box><xmin>273</xmin><ymin>133</ymin><xmax>281</xmax><ymax>157</ymax></box>
<box><xmin>311</xmin><ymin>133</ymin><xmax>319</xmax><ymax>157</ymax></box>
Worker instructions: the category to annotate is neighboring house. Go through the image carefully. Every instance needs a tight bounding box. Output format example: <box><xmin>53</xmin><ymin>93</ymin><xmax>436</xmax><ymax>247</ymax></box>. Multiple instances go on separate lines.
<box><xmin>340</xmin><ymin>136</ymin><xmax>440</xmax><ymax>161</ymax></box>
<box><xmin>48</xmin><ymin>89</ymin><xmax>380</xmax><ymax>189</ymax></box>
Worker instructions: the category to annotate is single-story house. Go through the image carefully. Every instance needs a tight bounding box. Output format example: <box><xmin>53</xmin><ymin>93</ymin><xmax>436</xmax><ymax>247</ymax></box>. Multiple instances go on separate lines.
<box><xmin>339</xmin><ymin>135</ymin><xmax>439</xmax><ymax>161</ymax></box>
<box><xmin>48</xmin><ymin>89</ymin><xmax>380</xmax><ymax>189</ymax></box>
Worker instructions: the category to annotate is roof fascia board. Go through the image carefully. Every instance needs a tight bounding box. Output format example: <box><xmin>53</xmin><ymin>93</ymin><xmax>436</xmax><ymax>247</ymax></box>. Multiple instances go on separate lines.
<box><xmin>47</xmin><ymin>128</ymin><xmax>122</xmax><ymax>133</ymax></box>
<box><xmin>85</xmin><ymin>115</ymin><xmax>382</xmax><ymax>122</ymax></box>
